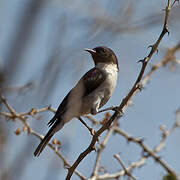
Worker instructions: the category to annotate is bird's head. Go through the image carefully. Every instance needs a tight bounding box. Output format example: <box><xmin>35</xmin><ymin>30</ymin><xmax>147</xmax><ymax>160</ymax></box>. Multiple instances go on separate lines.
<box><xmin>84</xmin><ymin>46</ymin><xmax>119</xmax><ymax>70</ymax></box>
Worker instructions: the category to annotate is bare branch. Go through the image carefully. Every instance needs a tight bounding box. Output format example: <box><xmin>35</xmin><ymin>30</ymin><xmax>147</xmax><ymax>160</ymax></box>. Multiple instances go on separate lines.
<box><xmin>114</xmin><ymin>127</ymin><xmax>177</xmax><ymax>176</ymax></box>
<box><xmin>114</xmin><ymin>154</ymin><xmax>137</xmax><ymax>180</ymax></box>
<box><xmin>91</xmin><ymin>121</ymin><xmax>117</xmax><ymax>178</ymax></box>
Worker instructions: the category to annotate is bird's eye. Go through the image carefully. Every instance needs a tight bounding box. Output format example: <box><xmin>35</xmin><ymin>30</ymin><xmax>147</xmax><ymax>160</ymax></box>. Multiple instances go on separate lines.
<box><xmin>100</xmin><ymin>48</ymin><xmax>106</xmax><ymax>54</ymax></box>
<box><xmin>94</xmin><ymin>47</ymin><xmax>108</xmax><ymax>56</ymax></box>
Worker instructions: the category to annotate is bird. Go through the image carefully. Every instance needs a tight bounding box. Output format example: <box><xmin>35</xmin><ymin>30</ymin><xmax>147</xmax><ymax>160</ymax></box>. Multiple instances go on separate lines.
<box><xmin>34</xmin><ymin>46</ymin><xmax>119</xmax><ymax>156</ymax></box>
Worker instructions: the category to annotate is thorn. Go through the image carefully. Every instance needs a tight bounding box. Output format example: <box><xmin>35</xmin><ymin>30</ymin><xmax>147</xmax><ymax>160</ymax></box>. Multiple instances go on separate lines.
<box><xmin>147</xmin><ymin>45</ymin><xmax>153</xmax><ymax>49</ymax></box>
<box><xmin>137</xmin><ymin>59</ymin><xmax>143</xmax><ymax>63</ymax></box>
<box><xmin>138</xmin><ymin>58</ymin><xmax>145</xmax><ymax>63</ymax></box>
<box><xmin>164</xmin><ymin>26</ymin><xmax>170</xmax><ymax>35</ymax></box>
<box><xmin>148</xmin><ymin>44</ymin><xmax>158</xmax><ymax>54</ymax></box>
<box><xmin>136</xmin><ymin>83</ymin><xmax>143</xmax><ymax>91</ymax></box>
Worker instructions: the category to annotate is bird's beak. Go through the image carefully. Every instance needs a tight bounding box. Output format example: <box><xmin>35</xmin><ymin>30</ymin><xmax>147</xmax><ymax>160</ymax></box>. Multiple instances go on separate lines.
<box><xmin>84</xmin><ymin>48</ymin><xmax>96</xmax><ymax>54</ymax></box>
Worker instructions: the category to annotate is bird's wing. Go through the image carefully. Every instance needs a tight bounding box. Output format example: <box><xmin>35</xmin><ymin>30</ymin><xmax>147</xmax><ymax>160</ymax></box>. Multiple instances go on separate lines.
<box><xmin>83</xmin><ymin>67</ymin><xmax>106</xmax><ymax>97</ymax></box>
<box><xmin>47</xmin><ymin>91</ymin><xmax>71</xmax><ymax>127</ymax></box>
<box><xmin>48</xmin><ymin>68</ymin><xmax>106</xmax><ymax>127</ymax></box>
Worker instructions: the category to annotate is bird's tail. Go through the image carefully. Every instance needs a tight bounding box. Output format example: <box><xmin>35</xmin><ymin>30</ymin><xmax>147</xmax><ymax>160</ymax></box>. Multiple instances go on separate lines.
<box><xmin>34</xmin><ymin>127</ymin><xmax>54</xmax><ymax>157</ymax></box>
<box><xmin>34</xmin><ymin>118</ymin><xmax>65</xmax><ymax>157</ymax></box>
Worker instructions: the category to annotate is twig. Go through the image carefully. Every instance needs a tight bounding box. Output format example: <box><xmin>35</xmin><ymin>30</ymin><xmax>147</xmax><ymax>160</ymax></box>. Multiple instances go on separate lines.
<box><xmin>78</xmin><ymin>117</ymin><xmax>96</xmax><ymax>136</ymax></box>
<box><xmin>91</xmin><ymin>122</ymin><xmax>117</xmax><ymax>178</ymax></box>
<box><xmin>114</xmin><ymin>154</ymin><xmax>137</xmax><ymax>180</ymax></box>
<box><xmin>142</xmin><ymin>41</ymin><xmax>180</xmax><ymax>86</ymax></box>
<box><xmin>113</xmin><ymin>127</ymin><xmax>178</xmax><ymax>177</ymax></box>
<box><xmin>96</xmin><ymin>156</ymin><xmax>147</xmax><ymax>180</ymax></box>
<box><xmin>19</xmin><ymin>106</ymin><xmax>56</xmax><ymax>116</ymax></box>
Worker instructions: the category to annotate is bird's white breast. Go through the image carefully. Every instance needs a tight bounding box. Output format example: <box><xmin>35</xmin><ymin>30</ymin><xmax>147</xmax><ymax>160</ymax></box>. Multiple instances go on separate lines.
<box><xmin>95</xmin><ymin>63</ymin><xmax>118</xmax><ymax>105</ymax></box>
<box><xmin>96</xmin><ymin>63</ymin><xmax>118</xmax><ymax>90</ymax></box>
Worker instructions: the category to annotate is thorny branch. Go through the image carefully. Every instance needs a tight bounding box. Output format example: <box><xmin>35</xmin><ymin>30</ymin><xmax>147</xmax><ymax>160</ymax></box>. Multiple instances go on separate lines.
<box><xmin>65</xmin><ymin>1</ymin><xmax>178</xmax><ymax>179</ymax></box>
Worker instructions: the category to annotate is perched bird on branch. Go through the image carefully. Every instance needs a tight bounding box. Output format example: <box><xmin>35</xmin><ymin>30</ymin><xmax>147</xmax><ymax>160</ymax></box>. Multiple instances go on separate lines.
<box><xmin>34</xmin><ymin>46</ymin><xmax>119</xmax><ymax>156</ymax></box>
